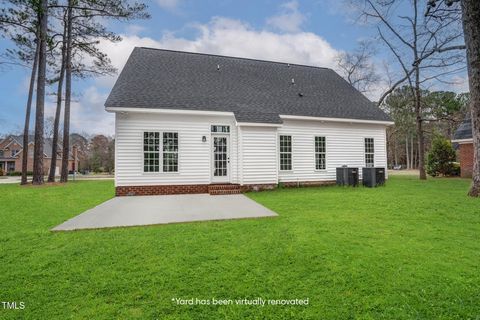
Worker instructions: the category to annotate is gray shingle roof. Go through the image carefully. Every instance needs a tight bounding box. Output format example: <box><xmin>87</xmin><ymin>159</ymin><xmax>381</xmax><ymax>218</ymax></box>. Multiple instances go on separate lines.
<box><xmin>105</xmin><ymin>47</ymin><xmax>391</xmax><ymax>124</ymax></box>
<box><xmin>454</xmin><ymin>116</ymin><xmax>473</xmax><ymax>140</ymax></box>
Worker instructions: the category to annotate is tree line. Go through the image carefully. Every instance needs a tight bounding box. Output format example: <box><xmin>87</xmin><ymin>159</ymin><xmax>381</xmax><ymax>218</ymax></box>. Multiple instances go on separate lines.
<box><xmin>0</xmin><ymin>0</ymin><xmax>149</xmax><ymax>185</ymax></box>
<box><xmin>337</xmin><ymin>0</ymin><xmax>479</xmax><ymax>197</ymax></box>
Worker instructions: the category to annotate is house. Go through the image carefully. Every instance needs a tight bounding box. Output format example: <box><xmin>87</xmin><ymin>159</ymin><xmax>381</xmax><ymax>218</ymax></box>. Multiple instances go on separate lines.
<box><xmin>452</xmin><ymin>116</ymin><xmax>474</xmax><ymax>178</ymax></box>
<box><xmin>0</xmin><ymin>135</ymin><xmax>78</xmax><ymax>175</ymax></box>
<box><xmin>105</xmin><ymin>47</ymin><xmax>393</xmax><ymax>196</ymax></box>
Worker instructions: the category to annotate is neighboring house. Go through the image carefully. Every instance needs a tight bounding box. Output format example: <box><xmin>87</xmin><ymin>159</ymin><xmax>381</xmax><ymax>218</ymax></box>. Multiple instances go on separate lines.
<box><xmin>452</xmin><ymin>117</ymin><xmax>474</xmax><ymax>178</ymax></box>
<box><xmin>0</xmin><ymin>135</ymin><xmax>78</xmax><ymax>175</ymax></box>
<box><xmin>105</xmin><ymin>47</ymin><xmax>393</xmax><ymax>196</ymax></box>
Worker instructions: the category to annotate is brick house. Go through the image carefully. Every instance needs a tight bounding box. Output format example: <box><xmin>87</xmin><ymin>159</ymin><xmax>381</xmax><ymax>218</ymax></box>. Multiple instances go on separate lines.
<box><xmin>0</xmin><ymin>135</ymin><xmax>78</xmax><ymax>176</ymax></box>
<box><xmin>452</xmin><ymin>117</ymin><xmax>473</xmax><ymax>178</ymax></box>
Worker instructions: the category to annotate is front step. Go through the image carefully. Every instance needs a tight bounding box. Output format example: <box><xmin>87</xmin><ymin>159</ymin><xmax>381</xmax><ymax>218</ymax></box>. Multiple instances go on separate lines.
<box><xmin>208</xmin><ymin>184</ymin><xmax>242</xmax><ymax>195</ymax></box>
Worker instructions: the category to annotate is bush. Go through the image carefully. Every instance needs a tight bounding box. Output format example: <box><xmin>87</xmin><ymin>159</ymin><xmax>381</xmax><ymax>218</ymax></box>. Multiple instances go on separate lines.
<box><xmin>426</xmin><ymin>136</ymin><xmax>457</xmax><ymax>177</ymax></box>
<box><xmin>0</xmin><ymin>168</ymin><xmax>3</xmax><ymax>176</ymax></box>
<box><xmin>447</xmin><ymin>162</ymin><xmax>461</xmax><ymax>177</ymax></box>
<box><xmin>7</xmin><ymin>171</ymin><xmax>22</xmax><ymax>176</ymax></box>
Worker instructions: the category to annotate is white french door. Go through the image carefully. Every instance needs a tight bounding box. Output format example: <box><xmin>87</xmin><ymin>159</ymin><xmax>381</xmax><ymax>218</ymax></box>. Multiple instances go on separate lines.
<box><xmin>211</xmin><ymin>135</ymin><xmax>230</xmax><ymax>183</ymax></box>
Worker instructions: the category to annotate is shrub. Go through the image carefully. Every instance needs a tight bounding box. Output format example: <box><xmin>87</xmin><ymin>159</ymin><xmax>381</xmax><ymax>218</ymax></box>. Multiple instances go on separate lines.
<box><xmin>7</xmin><ymin>171</ymin><xmax>22</xmax><ymax>176</ymax></box>
<box><xmin>0</xmin><ymin>168</ymin><xmax>3</xmax><ymax>176</ymax></box>
<box><xmin>447</xmin><ymin>162</ymin><xmax>461</xmax><ymax>176</ymax></box>
<box><xmin>426</xmin><ymin>136</ymin><xmax>457</xmax><ymax>177</ymax></box>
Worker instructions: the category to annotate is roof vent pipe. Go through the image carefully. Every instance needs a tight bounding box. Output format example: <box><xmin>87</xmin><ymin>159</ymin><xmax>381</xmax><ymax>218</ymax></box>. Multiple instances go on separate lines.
<box><xmin>291</xmin><ymin>78</ymin><xmax>295</xmax><ymax>85</ymax></box>
<box><xmin>217</xmin><ymin>64</ymin><xmax>220</xmax><ymax>71</ymax></box>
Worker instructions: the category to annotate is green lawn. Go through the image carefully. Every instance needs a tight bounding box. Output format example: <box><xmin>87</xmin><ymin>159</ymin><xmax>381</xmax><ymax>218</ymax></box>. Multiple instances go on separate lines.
<box><xmin>0</xmin><ymin>176</ymin><xmax>479</xmax><ymax>319</ymax></box>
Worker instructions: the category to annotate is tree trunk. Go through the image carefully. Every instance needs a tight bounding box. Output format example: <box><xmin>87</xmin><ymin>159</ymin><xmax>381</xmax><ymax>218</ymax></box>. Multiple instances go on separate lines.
<box><xmin>61</xmin><ymin>1</ymin><xmax>73</xmax><ymax>183</ymax></box>
<box><xmin>32</xmin><ymin>0</ymin><xmax>48</xmax><ymax>185</ymax></box>
<box><xmin>415</xmin><ymin>70</ymin><xmax>426</xmax><ymax>179</ymax></box>
<box><xmin>411</xmin><ymin>135</ymin><xmax>415</xmax><ymax>169</ymax></box>
<box><xmin>462</xmin><ymin>0</ymin><xmax>480</xmax><ymax>196</ymax></box>
<box><xmin>406</xmin><ymin>134</ymin><xmax>410</xmax><ymax>169</ymax></box>
<box><xmin>394</xmin><ymin>135</ymin><xmax>398</xmax><ymax>166</ymax></box>
<box><xmin>48</xmin><ymin>22</ymin><xmax>67</xmax><ymax>183</ymax></box>
<box><xmin>21</xmin><ymin>36</ymin><xmax>39</xmax><ymax>185</ymax></box>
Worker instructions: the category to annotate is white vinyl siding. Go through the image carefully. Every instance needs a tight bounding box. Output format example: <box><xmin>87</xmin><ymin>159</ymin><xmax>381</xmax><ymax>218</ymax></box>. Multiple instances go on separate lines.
<box><xmin>277</xmin><ymin>119</ymin><xmax>387</xmax><ymax>182</ymax></box>
<box><xmin>115</xmin><ymin>112</ymin><xmax>388</xmax><ymax>187</ymax></box>
<box><xmin>115</xmin><ymin>112</ymin><xmax>238</xmax><ymax>186</ymax></box>
<box><xmin>239</xmin><ymin>126</ymin><xmax>278</xmax><ymax>185</ymax></box>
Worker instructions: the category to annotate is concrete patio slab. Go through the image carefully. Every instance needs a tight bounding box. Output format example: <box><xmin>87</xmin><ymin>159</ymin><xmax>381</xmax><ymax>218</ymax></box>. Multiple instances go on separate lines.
<box><xmin>52</xmin><ymin>194</ymin><xmax>277</xmax><ymax>231</ymax></box>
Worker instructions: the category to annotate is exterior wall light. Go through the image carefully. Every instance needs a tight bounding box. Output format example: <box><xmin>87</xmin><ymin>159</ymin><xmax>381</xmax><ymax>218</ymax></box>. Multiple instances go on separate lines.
<box><xmin>202</xmin><ymin>136</ymin><xmax>207</xmax><ymax>142</ymax></box>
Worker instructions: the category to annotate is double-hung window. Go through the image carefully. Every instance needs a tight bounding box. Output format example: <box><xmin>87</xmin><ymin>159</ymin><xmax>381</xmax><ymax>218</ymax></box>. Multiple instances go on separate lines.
<box><xmin>144</xmin><ymin>132</ymin><xmax>160</xmax><ymax>172</ymax></box>
<box><xmin>279</xmin><ymin>135</ymin><xmax>292</xmax><ymax>171</ymax></box>
<box><xmin>365</xmin><ymin>138</ymin><xmax>374</xmax><ymax>168</ymax></box>
<box><xmin>162</xmin><ymin>132</ymin><xmax>178</xmax><ymax>172</ymax></box>
<box><xmin>315</xmin><ymin>136</ymin><xmax>326</xmax><ymax>170</ymax></box>
<box><xmin>143</xmin><ymin>131</ymin><xmax>178</xmax><ymax>173</ymax></box>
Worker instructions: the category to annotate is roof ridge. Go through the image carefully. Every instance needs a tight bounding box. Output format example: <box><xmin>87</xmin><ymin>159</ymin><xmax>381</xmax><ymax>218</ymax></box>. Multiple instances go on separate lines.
<box><xmin>136</xmin><ymin>46</ymin><xmax>332</xmax><ymax>71</ymax></box>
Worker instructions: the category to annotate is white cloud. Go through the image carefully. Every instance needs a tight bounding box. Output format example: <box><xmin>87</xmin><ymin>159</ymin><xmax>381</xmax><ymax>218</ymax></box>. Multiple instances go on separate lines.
<box><xmin>98</xmin><ymin>16</ymin><xmax>340</xmax><ymax>83</ymax></box>
<box><xmin>45</xmin><ymin>86</ymin><xmax>114</xmax><ymax>136</ymax></box>
<box><xmin>266</xmin><ymin>1</ymin><xmax>306</xmax><ymax>33</ymax></box>
<box><xmin>124</xmin><ymin>24</ymin><xmax>146</xmax><ymax>36</ymax></box>
<box><xmin>156</xmin><ymin>0</ymin><xmax>180</xmax><ymax>11</ymax></box>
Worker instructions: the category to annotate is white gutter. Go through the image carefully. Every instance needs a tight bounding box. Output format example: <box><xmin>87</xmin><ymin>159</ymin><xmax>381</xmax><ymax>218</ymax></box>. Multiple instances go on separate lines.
<box><xmin>451</xmin><ymin>138</ymin><xmax>473</xmax><ymax>144</ymax></box>
<box><xmin>235</xmin><ymin>122</ymin><xmax>283</xmax><ymax>127</ymax></box>
<box><xmin>105</xmin><ymin>107</ymin><xmax>234</xmax><ymax>117</ymax></box>
<box><xmin>106</xmin><ymin>107</ymin><xmax>394</xmax><ymax>126</ymax></box>
<box><xmin>280</xmin><ymin>115</ymin><xmax>394</xmax><ymax>126</ymax></box>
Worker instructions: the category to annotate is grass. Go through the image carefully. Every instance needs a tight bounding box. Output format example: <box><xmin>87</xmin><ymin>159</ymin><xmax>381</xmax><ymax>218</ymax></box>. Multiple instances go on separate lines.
<box><xmin>0</xmin><ymin>176</ymin><xmax>479</xmax><ymax>319</ymax></box>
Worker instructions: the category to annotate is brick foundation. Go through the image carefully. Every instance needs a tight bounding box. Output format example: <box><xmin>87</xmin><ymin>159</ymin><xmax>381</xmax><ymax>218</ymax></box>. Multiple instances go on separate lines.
<box><xmin>116</xmin><ymin>184</ymin><xmax>209</xmax><ymax>196</ymax></box>
<box><xmin>116</xmin><ymin>180</ymin><xmax>337</xmax><ymax>196</ymax></box>
<box><xmin>459</xmin><ymin>143</ymin><xmax>473</xmax><ymax>178</ymax></box>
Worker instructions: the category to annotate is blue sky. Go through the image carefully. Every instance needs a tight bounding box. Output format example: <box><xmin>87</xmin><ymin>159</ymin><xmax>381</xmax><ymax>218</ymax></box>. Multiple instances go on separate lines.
<box><xmin>0</xmin><ymin>0</ymin><xmax>466</xmax><ymax>135</ymax></box>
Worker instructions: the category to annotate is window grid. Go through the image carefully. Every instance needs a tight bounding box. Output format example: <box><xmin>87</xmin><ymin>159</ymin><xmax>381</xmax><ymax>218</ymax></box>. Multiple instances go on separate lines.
<box><xmin>211</xmin><ymin>125</ymin><xmax>230</xmax><ymax>133</ymax></box>
<box><xmin>279</xmin><ymin>135</ymin><xmax>292</xmax><ymax>171</ymax></box>
<box><xmin>315</xmin><ymin>136</ymin><xmax>326</xmax><ymax>170</ymax></box>
<box><xmin>163</xmin><ymin>132</ymin><xmax>178</xmax><ymax>172</ymax></box>
<box><xmin>143</xmin><ymin>132</ymin><xmax>160</xmax><ymax>172</ymax></box>
<box><xmin>365</xmin><ymin>138</ymin><xmax>375</xmax><ymax>168</ymax></box>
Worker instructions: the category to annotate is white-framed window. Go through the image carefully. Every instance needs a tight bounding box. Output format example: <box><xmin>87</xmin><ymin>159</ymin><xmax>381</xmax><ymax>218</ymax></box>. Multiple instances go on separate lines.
<box><xmin>211</xmin><ymin>125</ymin><xmax>230</xmax><ymax>133</ymax></box>
<box><xmin>279</xmin><ymin>135</ymin><xmax>292</xmax><ymax>171</ymax></box>
<box><xmin>143</xmin><ymin>132</ymin><xmax>160</xmax><ymax>172</ymax></box>
<box><xmin>162</xmin><ymin>132</ymin><xmax>178</xmax><ymax>172</ymax></box>
<box><xmin>143</xmin><ymin>131</ymin><xmax>179</xmax><ymax>173</ymax></box>
<box><xmin>315</xmin><ymin>136</ymin><xmax>326</xmax><ymax>170</ymax></box>
<box><xmin>365</xmin><ymin>137</ymin><xmax>374</xmax><ymax>168</ymax></box>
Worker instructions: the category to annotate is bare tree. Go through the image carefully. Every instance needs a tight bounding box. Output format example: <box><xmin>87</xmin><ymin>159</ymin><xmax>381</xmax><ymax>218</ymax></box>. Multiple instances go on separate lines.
<box><xmin>335</xmin><ymin>40</ymin><xmax>380</xmax><ymax>94</ymax></box>
<box><xmin>356</xmin><ymin>0</ymin><xmax>466</xmax><ymax>180</ymax></box>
